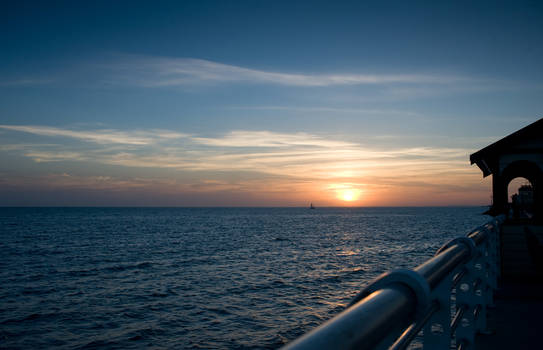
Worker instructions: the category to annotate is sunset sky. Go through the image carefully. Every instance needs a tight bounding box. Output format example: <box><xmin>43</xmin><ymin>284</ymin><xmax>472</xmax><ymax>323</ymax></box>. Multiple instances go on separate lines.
<box><xmin>1</xmin><ymin>1</ymin><xmax>542</xmax><ymax>206</ymax></box>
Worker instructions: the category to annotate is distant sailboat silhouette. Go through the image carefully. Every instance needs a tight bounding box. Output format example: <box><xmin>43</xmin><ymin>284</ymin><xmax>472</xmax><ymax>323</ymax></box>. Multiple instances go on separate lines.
<box><xmin>310</xmin><ymin>202</ymin><xmax>315</xmax><ymax>209</ymax></box>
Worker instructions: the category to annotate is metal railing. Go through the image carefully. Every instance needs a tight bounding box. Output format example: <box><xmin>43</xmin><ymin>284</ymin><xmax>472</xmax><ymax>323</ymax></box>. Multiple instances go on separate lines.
<box><xmin>282</xmin><ymin>215</ymin><xmax>505</xmax><ymax>350</ymax></box>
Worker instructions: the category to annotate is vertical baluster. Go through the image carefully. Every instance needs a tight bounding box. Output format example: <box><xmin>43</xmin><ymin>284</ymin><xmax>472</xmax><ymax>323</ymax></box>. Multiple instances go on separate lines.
<box><xmin>473</xmin><ymin>244</ymin><xmax>488</xmax><ymax>333</ymax></box>
<box><xmin>422</xmin><ymin>269</ymin><xmax>454</xmax><ymax>349</ymax></box>
<box><xmin>455</xmin><ymin>256</ymin><xmax>476</xmax><ymax>347</ymax></box>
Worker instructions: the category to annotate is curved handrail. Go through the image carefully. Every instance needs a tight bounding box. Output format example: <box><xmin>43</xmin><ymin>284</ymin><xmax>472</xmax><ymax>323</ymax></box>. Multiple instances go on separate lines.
<box><xmin>282</xmin><ymin>215</ymin><xmax>505</xmax><ymax>350</ymax></box>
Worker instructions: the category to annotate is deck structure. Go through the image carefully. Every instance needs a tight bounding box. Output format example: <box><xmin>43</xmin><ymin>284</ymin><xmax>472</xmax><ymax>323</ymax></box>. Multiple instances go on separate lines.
<box><xmin>471</xmin><ymin>119</ymin><xmax>543</xmax><ymax>348</ymax></box>
<box><xmin>473</xmin><ymin>222</ymin><xmax>543</xmax><ymax>349</ymax></box>
<box><xmin>474</xmin><ymin>278</ymin><xmax>543</xmax><ymax>349</ymax></box>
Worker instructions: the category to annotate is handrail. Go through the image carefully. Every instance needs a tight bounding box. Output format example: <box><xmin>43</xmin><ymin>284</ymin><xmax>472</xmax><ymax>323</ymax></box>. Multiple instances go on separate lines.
<box><xmin>388</xmin><ymin>300</ymin><xmax>439</xmax><ymax>350</ymax></box>
<box><xmin>414</xmin><ymin>243</ymin><xmax>471</xmax><ymax>289</ymax></box>
<box><xmin>283</xmin><ymin>287</ymin><xmax>415</xmax><ymax>350</ymax></box>
<box><xmin>282</xmin><ymin>215</ymin><xmax>505</xmax><ymax>350</ymax></box>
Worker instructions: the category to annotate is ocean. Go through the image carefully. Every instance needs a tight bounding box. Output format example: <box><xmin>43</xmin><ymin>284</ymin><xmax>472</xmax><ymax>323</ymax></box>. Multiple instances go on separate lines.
<box><xmin>0</xmin><ymin>207</ymin><xmax>490</xmax><ymax>349</ymax></box>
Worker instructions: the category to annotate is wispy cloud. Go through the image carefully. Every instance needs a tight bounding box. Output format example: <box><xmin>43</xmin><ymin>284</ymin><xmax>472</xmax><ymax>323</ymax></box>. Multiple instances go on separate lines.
<box><xmin>1</xmin><ymin>124</ymin><xmax>478</xmax><ymax>178</ymax></box>
<box><xmin>106</xmin><ymin>56</ymin><xmax>474</xmax><ymax>88</ymax></box>
<box><xmin>192</xmin><ymin>130</ymin><xmax>357</xmax><ymax>148</ymax></box>
<box><xmin>0</xmin><ymin>124</ymin><xmax>491</xmax><ymax>205</ymax></box>
<box><xmin>25</xmin><ymin>151</ymin><xmax>87</xmax><ymax>163</ymax></box>
<box><xmin>0</xmin><ymin>125</ymin><xmax>189</xmax><ymax>145</ymax></box>
<box><xmin>2</xmin><ymin>55</ymin><xmax>497</xmax><ymax>98</ymax></box>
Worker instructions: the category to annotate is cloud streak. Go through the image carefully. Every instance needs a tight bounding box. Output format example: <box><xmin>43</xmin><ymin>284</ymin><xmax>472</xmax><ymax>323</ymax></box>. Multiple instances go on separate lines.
<box><xmin>3</xmin><ymin>55</ymin><xmax>496</xmax><ymax>99</ymax></box>
<box><xmin>0</xmin><ymin>125</ymin><xmax>189</xmax><ymax>145</ymax></box>
<box><xmin>107</xmin><ymin>56</ymin><xmax>474</xmax><ymax>88</ymax></box>
<box><xmin>0</xmin><ymin>124</ymin><xmax>491</xmax><ymax>206</ymax></box>
<box><xmin>1</xmin><ymin>124</ymin><xmax>478</xmax><ymax>178</ymax></box>
<box><xmin>192</xmin><ymin>130</ymin><xmax>357</xmax><ymax>148</ymax></box>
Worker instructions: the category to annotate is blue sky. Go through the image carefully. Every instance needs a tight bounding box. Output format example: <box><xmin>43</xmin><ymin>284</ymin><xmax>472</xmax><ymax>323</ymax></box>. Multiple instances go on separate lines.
<box><xmin>1</xmin><ymin>1</ymin><xmax>542</xmax><ymax>206</ymax></box>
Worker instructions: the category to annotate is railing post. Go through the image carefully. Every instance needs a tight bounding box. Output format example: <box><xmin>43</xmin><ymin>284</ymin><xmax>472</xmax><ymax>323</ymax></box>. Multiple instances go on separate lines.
<box><xmin>482</xmin><ymin>219</ymin><xmax>500</xmax><ymax>309</ymax></box>
<box><xmin>422</xmin><ymin>269</ymin><xmax>453</xmax><ymax>349</ymax></box>
<box><xmin>454</xmin><ymin>256</ymin><xmax>476</xmax><ymax>348</ymax></box>
<box><xmin>446</xmin><ymin>235</ymin><xmax>480</xmax><ymax>349</ymax></box>
<box><xmin>473</xmin><ymin>251</ymin><xmax>488</xmax><ymax>334</ymax></box>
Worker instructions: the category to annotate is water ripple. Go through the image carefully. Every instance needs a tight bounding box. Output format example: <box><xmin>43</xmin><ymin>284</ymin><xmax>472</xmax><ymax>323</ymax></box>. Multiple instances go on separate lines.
<box><xmin>0</xmin><ymin>207</ymin><xmax>488</xmax><ymax>349</ymax></box>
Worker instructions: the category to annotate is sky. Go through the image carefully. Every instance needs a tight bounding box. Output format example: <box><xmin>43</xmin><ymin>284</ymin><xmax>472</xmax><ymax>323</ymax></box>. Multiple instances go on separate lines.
<box><xmin>1</xmin><ymin>0</ymin><xmax>542</xmax><ymax>206</ymax></box>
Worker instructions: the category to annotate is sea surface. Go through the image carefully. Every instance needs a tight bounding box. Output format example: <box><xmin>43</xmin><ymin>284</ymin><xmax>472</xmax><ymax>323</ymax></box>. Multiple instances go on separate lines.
<box><xmin>0</xmin><ymin>207</ymin><xmax>490</xmax><ymax>349</ymax></box>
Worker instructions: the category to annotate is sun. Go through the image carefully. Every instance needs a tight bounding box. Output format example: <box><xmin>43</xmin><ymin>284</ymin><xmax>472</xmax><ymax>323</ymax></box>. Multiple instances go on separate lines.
<box><xmin>340</xmin><ymin>189</ymin><xmax>358</xmax><ymax>201</ymax></box>
<box><xmin>329</xmin><ymin>183</ymin><xmax>362</xmax><ymax>203</ymax></box>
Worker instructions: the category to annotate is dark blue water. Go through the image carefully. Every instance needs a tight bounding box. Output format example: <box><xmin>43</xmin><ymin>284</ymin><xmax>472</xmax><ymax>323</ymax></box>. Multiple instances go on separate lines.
<box><xmin>0</xmin><ymin>207</ymin><xmax>489</xmax><ymax>349</ymax></box>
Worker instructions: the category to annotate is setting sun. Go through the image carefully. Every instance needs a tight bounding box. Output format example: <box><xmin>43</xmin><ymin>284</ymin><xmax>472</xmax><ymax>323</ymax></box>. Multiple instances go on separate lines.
<box><xmin>328</xmin><ymin>184</ymin><xmax>363</xmax><ymax>203</ymax></box>
<box><xmin>340</xmin><ymin>189</ymin><xmax>358</xmax><ymax>201</ymax></box>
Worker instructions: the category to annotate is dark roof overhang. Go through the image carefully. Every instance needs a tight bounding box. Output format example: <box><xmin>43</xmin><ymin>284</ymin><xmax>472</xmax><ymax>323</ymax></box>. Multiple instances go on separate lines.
<box><xmin>470</xmin><ymin>118</ymin><xmax>543</xmax><ymax>177</ymax></box>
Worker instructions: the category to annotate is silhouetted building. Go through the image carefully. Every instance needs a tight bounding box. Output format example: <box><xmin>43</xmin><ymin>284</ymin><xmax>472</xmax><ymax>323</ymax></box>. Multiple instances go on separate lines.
<box><xmin>470</xmin><ymin>118</ymin><xmax>543</xmax><ymax>221</ymax></box>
